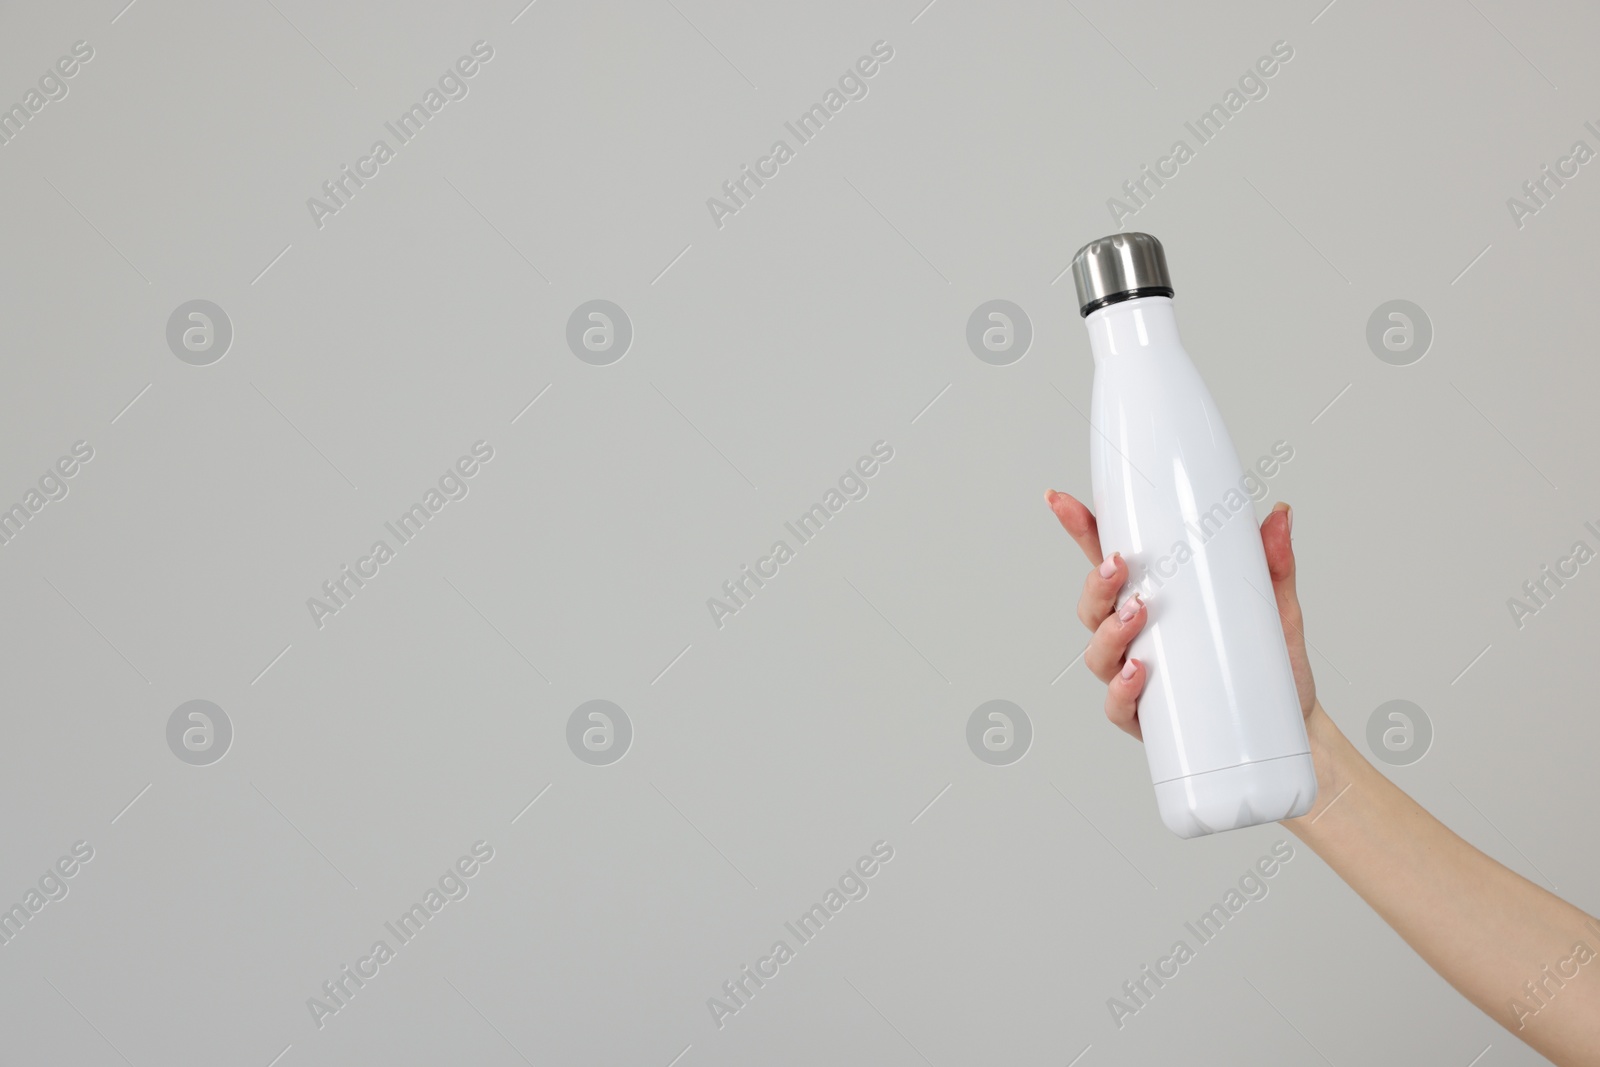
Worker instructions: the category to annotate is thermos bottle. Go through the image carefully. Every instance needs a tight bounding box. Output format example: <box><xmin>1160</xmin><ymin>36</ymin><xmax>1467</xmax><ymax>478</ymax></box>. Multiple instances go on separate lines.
<box><xmin>1069</xmin><ymin>232</ymin><xmax>1316</xmax><ymax>838</ymax></box>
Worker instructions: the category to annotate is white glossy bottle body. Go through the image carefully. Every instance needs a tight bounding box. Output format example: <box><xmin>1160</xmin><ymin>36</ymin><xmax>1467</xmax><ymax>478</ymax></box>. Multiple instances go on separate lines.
<box><xmin>1085</xmin><ymin>296</ymin><xmax>1315</xmax><ymax>837</ymax></box>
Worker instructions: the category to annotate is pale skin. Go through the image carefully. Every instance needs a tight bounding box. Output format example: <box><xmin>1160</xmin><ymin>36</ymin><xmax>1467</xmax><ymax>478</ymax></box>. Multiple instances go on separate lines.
<box><xmin>1046</xmin><ymin>489</ymin><xmax>1600</xmax><ymax>1066</ymax></box>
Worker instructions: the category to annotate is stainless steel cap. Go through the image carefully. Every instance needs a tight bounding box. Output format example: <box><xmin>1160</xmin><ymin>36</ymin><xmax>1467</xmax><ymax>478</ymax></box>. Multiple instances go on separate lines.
<box><xmin>1070</xmin><ymin>232</ymin><xmax>1174</xmax><ymax>316</ymax></box>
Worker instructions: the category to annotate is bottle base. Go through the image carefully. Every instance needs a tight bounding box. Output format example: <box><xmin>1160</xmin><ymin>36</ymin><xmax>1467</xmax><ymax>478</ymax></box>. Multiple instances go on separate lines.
<box><xmin>1152</xmin><ymin>752</ymin><xmax>1317</xmax><ymax>839</ymax></box>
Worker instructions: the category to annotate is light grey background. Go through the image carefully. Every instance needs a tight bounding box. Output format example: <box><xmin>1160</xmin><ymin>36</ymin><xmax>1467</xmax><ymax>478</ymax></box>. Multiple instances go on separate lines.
<box><xmin>1</xmin><ymin>0</ymin><xmax>1595</xmax><ymax>1064</ymax></box>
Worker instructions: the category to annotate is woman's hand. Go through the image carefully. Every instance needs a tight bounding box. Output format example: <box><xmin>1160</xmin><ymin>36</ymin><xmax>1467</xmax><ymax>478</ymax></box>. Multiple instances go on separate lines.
<box><xmin>1046</xmin><ymin>488</ymin><xmax>1600</xmax><ymax>1064</ymax></box>
<box><xmin>1044</xmin><ymin>489</ymin><xmax>1315</xmax><ymax>728</ymax></box>
<box><xmin>1044</xmin><ymin>489</ymin><xmax>1349</xmax><ymax>824</ymax></box>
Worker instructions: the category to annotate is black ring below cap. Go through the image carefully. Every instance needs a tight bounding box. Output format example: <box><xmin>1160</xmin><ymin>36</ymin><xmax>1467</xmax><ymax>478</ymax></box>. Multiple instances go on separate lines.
<box><xmin>1079</xmin><ymin>286</ymin><xmax>1174</xmax><ymax>318</ymax></box>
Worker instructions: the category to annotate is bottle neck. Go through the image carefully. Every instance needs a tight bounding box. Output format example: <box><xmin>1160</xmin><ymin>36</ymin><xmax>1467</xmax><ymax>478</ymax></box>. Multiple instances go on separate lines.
<box><xmin>1084</xmin><ymin>295</ymin><xmax>1181</xmax><ymax>361</ymax></box>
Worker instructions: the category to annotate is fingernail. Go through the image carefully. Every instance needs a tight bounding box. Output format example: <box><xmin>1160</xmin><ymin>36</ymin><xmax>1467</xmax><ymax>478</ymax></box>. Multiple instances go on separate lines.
<box><xmin>1120</xmin><ymin>659</ymin><xmax>1137</xmax><ymax>680</ymax></box>
<box><xmin>1045</xmin><ymin>489</ymin><xmax>1059</xmax><ymax>504</ymax></box>
<box><xmin>1286</xmin><ymin>505</ymin><xmax>1294</xmax><ymax>537</ymax></box>
<box><xmin>1118</xmin><ymin>595</ymin><xmax>1142</xmax><ymax>623</ymax></box>
<box><xmin>1098</xmin><ymin>555</ymin><xmax>1117</xmax><ymax>579</ymax></box>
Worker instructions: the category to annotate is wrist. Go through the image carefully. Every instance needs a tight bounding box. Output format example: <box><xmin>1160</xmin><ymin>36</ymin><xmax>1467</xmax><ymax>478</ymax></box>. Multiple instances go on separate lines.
<box><xmin>1283</xmin><ymin>701</ymin><xmax>1365</xmax><ymax>837</ymax></box>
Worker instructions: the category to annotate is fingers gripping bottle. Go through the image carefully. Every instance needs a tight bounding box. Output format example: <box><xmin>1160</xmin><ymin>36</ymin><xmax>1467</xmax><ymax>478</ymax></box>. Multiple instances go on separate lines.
<box><xmin>1070</xmin><ymin>233</ymin><xmax>1316</xmax><ymax>838</ymax></box>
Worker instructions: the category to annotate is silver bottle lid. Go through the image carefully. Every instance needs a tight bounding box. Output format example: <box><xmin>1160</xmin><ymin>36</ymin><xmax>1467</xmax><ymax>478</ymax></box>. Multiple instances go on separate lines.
<box><xmin>1070</xmin><ymin>232</ymin><xmax>1174</xmax><ymax>317</ymax></box>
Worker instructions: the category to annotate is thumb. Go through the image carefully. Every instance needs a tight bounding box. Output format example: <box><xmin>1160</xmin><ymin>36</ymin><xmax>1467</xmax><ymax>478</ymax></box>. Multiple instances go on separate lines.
<box><xmin>1262</xmin><ymin>502</ymin><xmax>1317</xmax><ymax>717</ymax></box>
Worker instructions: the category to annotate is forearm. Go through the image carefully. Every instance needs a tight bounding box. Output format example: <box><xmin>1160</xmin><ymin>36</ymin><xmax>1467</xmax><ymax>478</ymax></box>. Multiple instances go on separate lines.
<box><xmin>1285</xmin><ymin>704</ymin><xmax>1600</xmax><ymax>1065</ymax></box>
